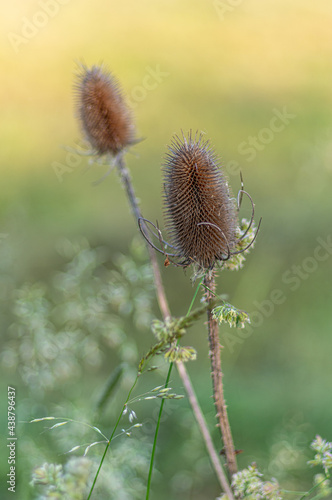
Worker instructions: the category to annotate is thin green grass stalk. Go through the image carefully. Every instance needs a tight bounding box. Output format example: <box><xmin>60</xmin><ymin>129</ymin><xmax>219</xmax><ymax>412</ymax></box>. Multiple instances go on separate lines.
<box><xmin>298</xmin><ymin>476</ymin><xmax>331</xmax><ymax>500</ymax></box>
<box><xmin>145</xmin><ymin>276</ymin><xmax>205</xmax><ymax>499</ymax></box>
<box><xmin>88</xmin><ymin>278</ymin><xmax>204</xmax><ymax>500</ymax></box>
<box><xmin>145</xmin><ymin>365</ymin><xmax>172</xmax><ymax>499</ymax></box>
<box><xmin>87</xmin><ymin>375</ymin><xmax>140</xmax><ymax>500</ymax></box>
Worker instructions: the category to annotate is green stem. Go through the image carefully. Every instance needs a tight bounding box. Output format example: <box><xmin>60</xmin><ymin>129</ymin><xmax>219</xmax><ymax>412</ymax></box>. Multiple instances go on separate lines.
<box><xmin>87</xmin><ymin>375</ymin><xmax>139</xmax><ymax>500</ymax></box>
<box><xmin>201</xmin><ymin>282</ymin><xmax>223</xmax><ymax>298</ymax></box>
<box><xmin>298</xmin><ymin>475</ymin><xmax>330</xmax><ymax>500</ymax></box>
<box><xmin>281</xmin><ymin>491</ymin><xmax>308</xmax><ymax>496</ymax></box>
<box><xmin>188</xmin><ymin>277</ymin><xmax>206</xmax><ymax>315</ymax></box>
<box><xmin>145</xmin><ymin>363</ymin><xmax>173</xmax><ymax>499</ymax></box>
<box><xmin>309</xmin><ymin>492</ymin><xmax>331</xmax><ymax>500</ymax></box>
<box><xmin>145</xmin><ymin>277</ymin><xmax>204</xmax><ymax>499</ymax></box>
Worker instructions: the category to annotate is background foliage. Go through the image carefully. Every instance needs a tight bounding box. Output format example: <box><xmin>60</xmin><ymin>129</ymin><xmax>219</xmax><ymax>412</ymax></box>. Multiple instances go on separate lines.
<box><xmin>1</xmin><ymin>1</ymin><xmax>332</xmax><ymax>498</ymax></box>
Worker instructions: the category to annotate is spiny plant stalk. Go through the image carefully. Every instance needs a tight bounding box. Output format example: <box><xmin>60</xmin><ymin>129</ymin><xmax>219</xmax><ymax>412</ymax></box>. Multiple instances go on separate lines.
<box><xmin>204</xmin><ymin>271</ymin><xmax>237</xmax><ymax>477</ymax></box>
<box><xmin>161</xmin><ymin>132</ymin><xmax>244</xmax><ymax>477</ymax></box>
<box><xmin>116</xmin><ymin>152</ymin><xmax>233</xmax><ymax>497</ymax></box>
<box><xmin>75</xmin><ymin>65</ymin><xmax>233</xmax><ymax>498</ymax></box>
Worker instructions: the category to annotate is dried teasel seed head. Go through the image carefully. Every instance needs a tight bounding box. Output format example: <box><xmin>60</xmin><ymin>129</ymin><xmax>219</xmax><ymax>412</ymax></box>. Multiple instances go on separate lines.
<box><xmin>74</xmin><ymin>64</ymin><xmax>135</xmax><ymax>156</ymax></box>
<box><xmin>163</xmin><ymin>132</ymin><xmax>237</xmax><ymax>269</ymax></box>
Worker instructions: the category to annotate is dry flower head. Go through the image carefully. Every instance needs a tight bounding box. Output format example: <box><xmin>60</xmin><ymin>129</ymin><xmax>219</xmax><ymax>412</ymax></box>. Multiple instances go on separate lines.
<box><xmin>163</xmin><ymin>132</ymin><xmax>237</xmax><ymax>269</ymax></box>
<box><xmin>75</xmin><ymin>64</ymin><xmax>135</xmax><ymax>156</ymax></box>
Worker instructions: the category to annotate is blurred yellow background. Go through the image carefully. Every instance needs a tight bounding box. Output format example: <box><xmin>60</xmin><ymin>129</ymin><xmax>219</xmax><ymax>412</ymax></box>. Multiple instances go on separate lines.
<box><xmin>1</xmin><ymin>1</ymin><xmax>332</xmax><ymax>498</ymax></box>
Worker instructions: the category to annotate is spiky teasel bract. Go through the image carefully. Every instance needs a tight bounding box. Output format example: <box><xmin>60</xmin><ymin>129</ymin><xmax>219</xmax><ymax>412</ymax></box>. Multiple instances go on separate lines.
<box><xmin>138</xmin><ymin>131</ymin><xmax>259</xmax><ymax>271</ymax></box>
<box><xmin>163</xmin><ymin>132</ymin><xmax>237</xmax><ymax>269</ymax></box>
<box><xmin>74</xmin><ymin>64</ymin><xmax>135</xmax><ymax>156</ymax></box>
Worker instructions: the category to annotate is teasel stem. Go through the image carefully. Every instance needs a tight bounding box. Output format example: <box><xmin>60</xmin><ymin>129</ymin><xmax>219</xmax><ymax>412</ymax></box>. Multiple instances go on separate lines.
<box><xmin>75</xmin><ymin>66</ymin><xmax>232</xmax><ymax>495</ymax></box>
<box><xmin>115</xmin><ymin>153</ymin><xmax>234</xmax><ymax>498</ymax></box>
<box><xmin>204</xmin><ymin>270</ymin><xmax>238</xmax><ymax>478</ymax></box>
<box><xmin>116</xmin><ymin>153</ymin><xmax>169</xmax><ymax>319</ymax></box>
<box><xmin>176</xmin><ymin>360</ymin><xmax>234</xmax><ymax>496</ymax></box>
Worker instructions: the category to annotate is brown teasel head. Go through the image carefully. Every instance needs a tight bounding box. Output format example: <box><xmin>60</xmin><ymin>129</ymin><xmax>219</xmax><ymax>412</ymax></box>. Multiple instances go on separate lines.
<box><xmin>163</xmin><ymin>132</ymin><xmax>237</xmax><ymax>269</ymax></box>
<box><xmin>74</xmin><ymin>64</ymin><xmax>135</xmax><ymax>156</ymax></box>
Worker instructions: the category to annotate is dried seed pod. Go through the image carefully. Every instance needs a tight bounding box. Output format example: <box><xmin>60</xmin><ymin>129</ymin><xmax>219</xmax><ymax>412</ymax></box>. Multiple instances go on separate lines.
<box><xmin>163</xmin><ymin>132</ymin><xmax>237</xmax><ymax>269</ymax></box>
<box><xmin>75</xmin><ymin>64</ymin><xmax>135</xmax><ymax>156</ymax></box>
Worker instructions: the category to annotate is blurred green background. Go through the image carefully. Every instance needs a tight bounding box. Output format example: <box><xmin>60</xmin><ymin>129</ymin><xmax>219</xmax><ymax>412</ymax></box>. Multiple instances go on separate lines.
<box><xmin>1</xmin><ymin>0</ymin><xmax>332</xmax><ymax>498</ymax></box>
